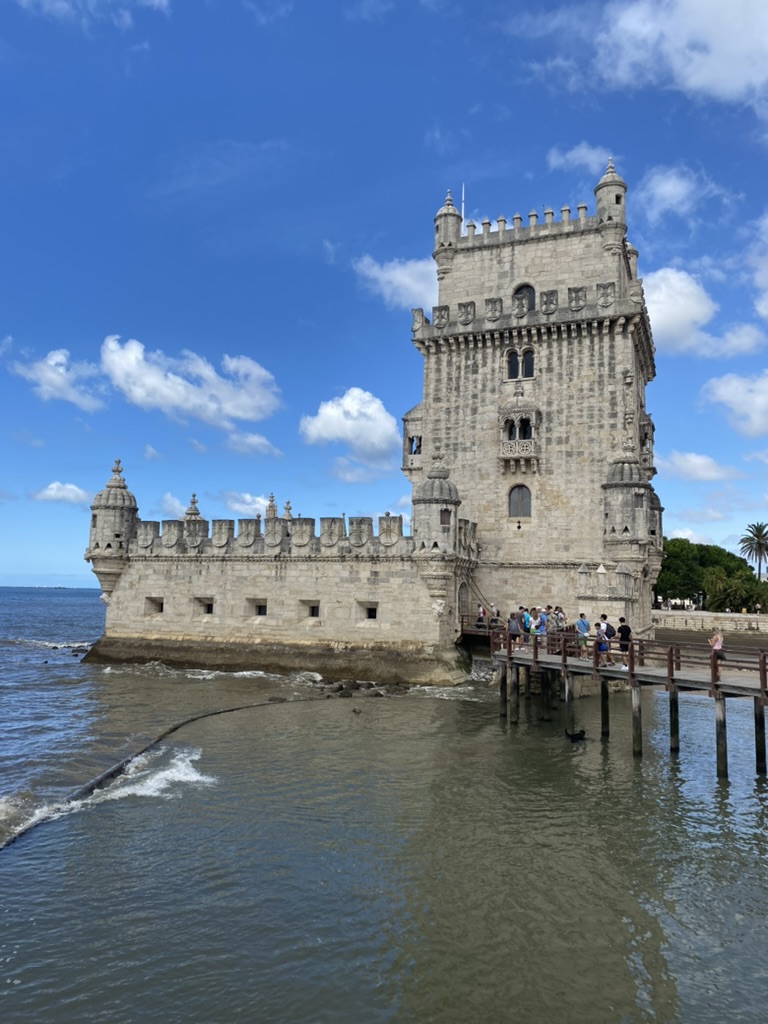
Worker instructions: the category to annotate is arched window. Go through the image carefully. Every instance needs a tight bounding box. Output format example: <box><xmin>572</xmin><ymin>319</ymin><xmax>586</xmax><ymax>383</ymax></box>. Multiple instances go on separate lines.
<box><xmin>507</xmin><ymin>420</ymin><xmax>517</xmax><ymax>440</ymax></box>
<box><xmin>508</xmin><ymin>485</ymin><xmax>531</xmax><ymax>518</ymax></box>
<box><xmin>522</xmin><ymin>349</ymin><xmax>535</xmax><ymax>378</ymax></box>
<box><xmin>519</xmin><ymin>418</ymin><xmax>532</xmax><ymax>440</ymax></box>
<box><xmin>507</xmin><ymin>350</ymin><xmax>519</xmax><ymax>379</ymax></box>
<box><xmin>513</xmin><ymin>284</ymin><xmax>535</xmax><ymax>312</ymax></box>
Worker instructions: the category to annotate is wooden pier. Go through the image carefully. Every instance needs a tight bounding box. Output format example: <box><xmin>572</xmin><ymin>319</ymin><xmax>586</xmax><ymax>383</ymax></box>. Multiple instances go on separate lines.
<box><xmin>489</xmin><ymin>631</ymin><xmax>768</xmax><ymax>779</ymax></box>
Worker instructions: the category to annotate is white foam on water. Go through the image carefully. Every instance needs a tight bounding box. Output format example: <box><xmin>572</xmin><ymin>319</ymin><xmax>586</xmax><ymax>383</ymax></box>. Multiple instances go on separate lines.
<box><xmin>96</xmin><ymin>746</ymin><xmax>217</xmax><ymax>802</ymax></box>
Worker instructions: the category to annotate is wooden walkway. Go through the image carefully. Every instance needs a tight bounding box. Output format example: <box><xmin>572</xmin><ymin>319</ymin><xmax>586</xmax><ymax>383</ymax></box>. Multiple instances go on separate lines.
<box><xmin>487</xmin><ymin>631</ymin><xmax>768</xmax><ymax>779</ymax></box>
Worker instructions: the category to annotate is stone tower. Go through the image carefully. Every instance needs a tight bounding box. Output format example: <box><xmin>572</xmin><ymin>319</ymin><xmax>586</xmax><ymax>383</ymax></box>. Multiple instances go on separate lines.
<box><xmin>84</xmin><ymin>459</ymin><xmax>139</xmax><ymax>597</ymax></box>
<box><xmin>403</xmin><ymin>162</ymin><xmax>662</xmax><ymax>631</ymax></box>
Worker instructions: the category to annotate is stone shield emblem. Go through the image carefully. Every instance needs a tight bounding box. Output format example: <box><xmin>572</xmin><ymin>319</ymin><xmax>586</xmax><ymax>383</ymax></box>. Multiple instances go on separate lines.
<box><xmin>568</xmin><ymin>286</ymin><xmax>586</xmax><ymax>312</ymax></box>
<box><xmin>597</xmin><ymin>282</ymin><xmax>616</xmax><ymax>307</ymax></box>
<box><xmin>458</xmin><ymin>301</ymin><xmax>475</xmax><ymax>326</ymax></box>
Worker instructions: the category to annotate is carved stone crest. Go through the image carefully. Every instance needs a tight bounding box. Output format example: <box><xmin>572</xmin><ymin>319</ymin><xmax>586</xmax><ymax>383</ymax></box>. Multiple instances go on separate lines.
<box><xmin>378</xmin><ymin>513</ymin><xmax>402</xmax><ymax>546</ymax></box>
<box><xmin>348</xmin><ymin>517</ymin><xmax>372</xmax><ymax>547</ymax></box>
<box><xmin>137</xmin><ymin>522</ymin><xmax>158</xmax><ymax>549</ymax></box>
<box><xmin>512</xmin><ymin>292</ymin><xmax>529</xmax><ymax>318</ymax></box>
<box><xmin>432</xmin><ymin>305</ymin><xmax>449</xmax><ymax>330</ymax></box>
<box><xmin>236</xmin><ymin>519</ymin><xmax>259</xmax><ymax>547</ymax></box>
<box><xmin>264</xmin><ymin>518</ymin><xmax>283</xmax><ymax>547</ymax></box>
<box><xmin>458</xmin><ymin>301</ymin><xmax>475</xmax><ymax>326</ymax></box>
<box><xmin>290</xmin><ymin>518</ymin><xmax>314</xmax><ymax>547</ymax></box>
<box><xmin>161</xmin><ymin>520</ymin><xmax>182</xmax><ymax>548</ymax></box>
<box><xmin>411</xmin><ymin>308</ymin><xmax>427</xmax><ymax>332</ymax></box>
<box><xmin>485</xmin><ymin>297</ymin><xmax>503</xmax><ymax>321</ymax></box>
<box><xmin>597</xmin><ymin>282</ymin><xmax>616</xmax><ymax>307</ymax></box>
<box><xmin>568</xmin><ymin>286</ymin><xmax>586</xmax><ymax>312</ymax></box>
<box><xmin>211</xmin><ymin>520</ymin><xmax>233</xmax><ymax>548</ymax></box>
<box><xmin>184</xmin><ymin>520</ymin><xmax>206</xmax><ymax>548</ymax></box>
<box><xmin>540</xmin><ymin>290</ymin><xmax>558</xmax><ymax>315</ymax></box>
<box><xmin>320</xmin><ymin>517</ymin><xmax>343</xmax><ymax>547</ymax></box>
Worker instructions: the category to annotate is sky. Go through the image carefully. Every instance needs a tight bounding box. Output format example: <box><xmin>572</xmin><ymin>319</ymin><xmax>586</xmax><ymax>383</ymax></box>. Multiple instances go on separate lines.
<box><xmin>3</xmin><ymin>0</ymin><xmax>768</xmax><ymax>587</ymax></box>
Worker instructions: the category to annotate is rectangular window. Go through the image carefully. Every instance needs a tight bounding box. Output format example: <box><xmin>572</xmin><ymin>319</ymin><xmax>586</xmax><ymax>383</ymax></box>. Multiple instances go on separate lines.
<box><xmin>634</xmin><ymin>493</ymin><xmax>645</xmax><ymax>508</ymax></box>
<box><xmin>366</xmin><ymin>606</ymin><xmax>377</xmax><ymax>620</ymax></box>
<box><xmin>144</xmin><ymin>597</ymin><xmax>164</xmax><ymax>615</ymax></box>
<box><xmin>299</xmin><ymin>600</ymin><xmax>321</xmax><ymax>620</ymax></box>
<box><xmin>309</xmin><ymin>604</ymin><xmax>320</xmax><ymax>618</ymax></box>
<box><xmin>245</xmin><ymin>599</ymin><xmax>268</xmax><ymax>617</ymax></box>
<box><xmin>194</xmin><ymin>597</ymin><xmax>215</xmax><ymax>615</ymax></box>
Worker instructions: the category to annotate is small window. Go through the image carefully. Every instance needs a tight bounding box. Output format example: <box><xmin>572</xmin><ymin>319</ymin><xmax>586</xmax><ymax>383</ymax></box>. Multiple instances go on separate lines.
<box><xmin>409</xmin><ymin>435</ymin><xmax>422</xmax><ymax>455</ymax></box>
<box><xmin>615</xmin><ymin>195</ymin><xmax>622</xmax><ymax>205</ymax></box>
<box><xmin>300</xmin><ymin>600</ymin><xmax>321</xmax><ymax>620</ymax></box>
<box><xmin>309</xmin><ymin>604</ymin><xmax>320</xmax><ymax>618</ymax></box>
<box><xmin>366</xmin><ymin>606</ymin><xmax>377</xmax><ymax>620</ymax></box>
<box><xmin>507</xmin><ymin>350</ymin><xmax>519</xmax><ymax>379</ymax></box>
<box><xmin>246</xmin><ymin>599</ymin><xmax>268</xmax><ymax>617</ymax></box>
<box><xmin>522</xmin><ymin>350</ymin><xmax>534</xmax><ymax>378</ymax></box>
<box><xmin>144</xmin><ymin>597</ymin><xmax>164</xmax><ymax>616</ymax></box>
<box><xmin>507</xmin><ymin>421</ymin><xmax>517</xmax><ymax>440</ymax></box>
<box><xmin>508</xmin><ymin>485</ymin><xmax>532</xmax><ymax>518</ymax></box>
<box><xmin>440</xmin><ymin>508</ymin><xmax>451</xmax><ymax>526</ymax></box>
<box><xmin>519</xmin><ymin>418</ymin><xmax>533</xmax><ymax>440</ymax></box>
<box><xmin>91</xmin><ymin>514</ymin><xmax>97</xmax><ymax>528</ymax></box>
<box><xmin>194</xmin><ymin>597</ymin><xmax>214</xmax><ymax>615</ymax></box>
<box><xmin>634</xmin><ymin>493</ymin><xmax>644</xmax><ymax>508</ymax></box>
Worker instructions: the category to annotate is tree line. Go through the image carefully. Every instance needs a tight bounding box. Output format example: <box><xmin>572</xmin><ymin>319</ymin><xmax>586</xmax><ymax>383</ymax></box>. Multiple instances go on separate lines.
<box><xmin>655</xmin><ymin>523</ymin><xmax>768</xmax><ymax>612</ymax></box>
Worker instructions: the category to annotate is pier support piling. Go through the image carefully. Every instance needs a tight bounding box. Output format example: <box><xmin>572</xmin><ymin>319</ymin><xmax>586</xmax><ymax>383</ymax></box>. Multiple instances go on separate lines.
<box><xmin>499</xmin><ymin>661</ymin><xmax>507</xmax><ymax>717</ymax></box>
<box><xmin>715</xmin><ymin>690</ymin><xmax>728</xmax><ymax>779</ymax></box>
<box><xmin>631</xmin><ymin>682</ymin><xmax>642</xmax><ymax>757</ymax></box>
<box><xmin>754</xmin><ymin>696</ymin><xmax>766</xmax><ymax>776</ymax></box>
<box><xmin>564</xmin><ymin>672</ymin><xmax>575</xmax><ymax>734</ymax></box>
<box><xmin>600</xmin><ymin>675</ymin><xmax>610</xmax><ymax>739</ymax></box>
<box><xmin>669</xmin><ymin>684</ymin><xmax>680</xmax><ymax>754</ymax></box>
<box><xmin>509</xmin><ymin>664</ymin><xmax>520</xmax><ymax>725</ymax></box>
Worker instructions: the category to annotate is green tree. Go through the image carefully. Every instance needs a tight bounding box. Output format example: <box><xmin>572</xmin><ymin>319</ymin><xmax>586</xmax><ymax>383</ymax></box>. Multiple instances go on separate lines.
<box><xmin>739</xmin><ymin>522</ymin><xmax>768</xmax><ymax>581</ymax></box>
<box><xmin>655</xmin><ymin>538</ymin><xmax>703</xmax><ymax>601</ymax></box>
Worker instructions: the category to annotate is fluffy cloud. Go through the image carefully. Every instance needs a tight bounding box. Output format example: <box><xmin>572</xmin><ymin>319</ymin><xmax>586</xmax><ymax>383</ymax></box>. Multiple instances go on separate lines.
<box><xmin>352</xmin><ymin>255</ymin><xmax>437</xmax><ymax>311</ymax></box>
<box><xmin>242</xmin><ymin>2</ymin><xmax>293</xmax><ymax>26</ymax></box>
<box><xmin>594</xmin><ymin>0</ymin><xmax>768</xmax><ymax>113</ymax></box>
<box><xmin>748</xmin><ymin>212</ymin><xmax>768</xmax><ymax>320</ymax></box>
<box><xmin>300</xmin><ymin>387</ymin><xmax>400</xmax><ymax>466</ymax></box>
<box><xmin>226</xmin><ymin>431</ymin><xmax>282</xmax><ymax>456</ymax></box>
<box><xmin>656</xmin><ymin>451</ymin><xmax>740</xmax><ymax>481</ymax></box>
<box><xmin>668</xmin><ymin>527</ymin><xmax>716</xmax><ymax>544</ymax></box>
<box><xmin>344</xmin><ymin>0</ymin><xmax>394</xmax><ymax>19</ymax></box>
<box><xmin>636</xmin><ymin>164</ymin><xmax>727</xmax><ymax>223</ymax></box>
<box><xmin>547</xmin><ymin>142</ymin><xmax>612</xmax><ymax>176</ymax></box>
<box><xmin>644</xmin><ymin>267</ymin><xmax>766</xmax><ymax>356</ymax></box>
<box><xmin>158</xmin><ymin>492</ymin><xmax>185</xmax><ymax>519</ymax></box>
<box><xmin>18</xmin><ymin>0</ymin><xmax>170</xmax><ymax>23</ymax></box>
<box><xmin>144</xmin><ymin>444</ymin><xmax>161</xmax><ymax>460</ymax></box>
<box><xmin>703</xmin><ymin>371</ymin><xmax>768</xmax><ymax>435</ymax></box>
<box><xmin>12</xmin><ymin>349</ymin><xmax>103</xmax><ymax>412</ymax></box>
<box><xmin>32</xmin><ymin>481</ymin><xmax>91</xmax><ymax>504</ymax></box>
<box><xmin>100</xmin><ymin>336</ymin><xmax>280</xmax><ymax>429</ymax></box>
<box><xmin>221</xmin><ymin>491</ymin><xmax>269</xmax><ymax>516</ymax></box>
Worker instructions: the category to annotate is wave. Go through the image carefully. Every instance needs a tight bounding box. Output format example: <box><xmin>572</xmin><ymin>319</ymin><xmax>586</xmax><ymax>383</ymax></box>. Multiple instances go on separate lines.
<box><xmin>0</xmin><ymin>637</ymin><xmax>92</xmax><ymax>651</ymax></box>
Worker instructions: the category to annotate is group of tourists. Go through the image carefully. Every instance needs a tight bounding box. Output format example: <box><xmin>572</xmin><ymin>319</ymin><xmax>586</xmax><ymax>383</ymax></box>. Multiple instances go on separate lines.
<box><xmin>475</xmin><ymin>602</ymin><xmax>634</xmax><ymax>667</ymax></box>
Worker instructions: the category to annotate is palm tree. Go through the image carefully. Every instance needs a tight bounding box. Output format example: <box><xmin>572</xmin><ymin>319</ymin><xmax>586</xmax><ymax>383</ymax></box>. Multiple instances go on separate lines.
<box><xmin>739</xmin><ymin>522</ymin><xmax>768</xmax><ymax>581</ymax></box>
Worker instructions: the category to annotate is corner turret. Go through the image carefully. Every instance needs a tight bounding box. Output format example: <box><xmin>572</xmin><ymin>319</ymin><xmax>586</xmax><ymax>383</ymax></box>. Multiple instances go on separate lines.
<box><xmin>412</xmin><ymin>450</ymin><xmax>461</xmax><ymax>553</ymax></box>
<box><xmin>594</xmin><ymin>159</ymin><xmax>627</xmax><ymax>226</ymax></box>
<box><xmin>433</xmin><ymin>190</ymin><xmax>462</xmax><ymax>282</ymax></box>
<box><xmin>84</xmin><ymin>459</ymin><xmax>139</xmax><ymax>596</ymax></box>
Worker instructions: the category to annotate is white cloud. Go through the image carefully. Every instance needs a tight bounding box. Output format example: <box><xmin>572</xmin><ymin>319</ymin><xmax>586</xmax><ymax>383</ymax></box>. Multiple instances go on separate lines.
<box><xmin>12</xmin><ymin>348</ymin><xmax>104</xmax><ymax>412</ymax></box>
<box><xmin>668</xmin><ymin>526</ymin><xmax>716</xmax><ymax>544</ymax></box>
<box><xmin>644</xmin><ymin>267</ymin><xmax>766</xmax><ymax>356</ymax></box>
<box><xmin>153</xmin><ymin>139</ymin><xmax>287</xmax><ymax>197</ymax></box>
<box><xmin>748</xmin><ymin>212</ymin><xmax>768</xmax><ymax>320</ymax></box>
<box><xmin>189</xmin><ymin>438</ymin><xmax>208</xmax><ymax>453</ymax></box>
<box><xmin>331</xmin><ymin>457</ymin><xmax>381</xmax><ymax>484</ymax></box>
<box><xmin>744</xmin><ymin>449</ymin><xmax>768</xmax><ymax>464</ymax></box>
<box><xmin>322</xmin><ymin>239</ymin><xmax>339</xmax><ymax>264</ymax></box>
<box><xmin>594</xmin><ymin>0</ymin><xmax>768</xmax><ymax>114</ymax></box>
<box><xmin>144</xmin><ymin>444</ymin><xmax>161</xmax><ymax>460</ymax></box>
<box><xmin>18</xmin><ymin>0</ymin><xmax>169</xmax><ymax>23</ymax></box>
<box><xmin>100</xmin><ymin>335</ymin><xmax>280</xmax><ymax>429</ymax></box>
<box><xmin>0</xmin><ymin>335</ymin><xmax>12</xmax><ymax>355</ymax></box>
<box><xmin>226</xmin><ymin>431</ymin><xmax>282</xmax><ymax>456</ymax></box>
<box><xmin>158</xmin><ymin>492</ymin><xmax>185</xmax><ymax>519</ymax></box>
<box><xmin>344</xmin><ymin>0</ymin><xmax>394</xmax><ymax>19</ymax></box>
<box><xmin>242</xmin><ymin>1</ymin><xmax>293</xmax><ymax>27</ymax></box>
<box><xmin>32</xmin><ymin>481</ymin><xmax>91</xmax><ymax>504</ymax></box>
<box><xmin>655</xmin><ymin>451</ymin><xmax>740</xmax><ymax>481</ymax></box>
<box><xmin>300</xmin><ymin>387</ymin><xmax>400</xmax><ymax>466</ymax></box>
<box><xmin>677</xmin><ymin>506</ymin><xmax>728</xmax><ymax>522</ymax></box>
<box><xmin>637</xmin><ymin>164</ymin><xmax>727</xmax><ymax>224</ymax></box>
<box><xmin>703</xmin><ymin>371</ymin><xmax>768</xmax><ymax>435</ymax></box>
<box><xmin>221</xmin><ymin>491</ymin><xmax>269</xmax><ymax>516</ymax></box>
<box><xmin>352</xmin><ymin>254</ymin><xmax>437</xmax><ymax>310</ymax></box>
<box><xmin>547</xmin><ymin>142</ymin><xmax>612</xmax><ymax>176</ymax></box>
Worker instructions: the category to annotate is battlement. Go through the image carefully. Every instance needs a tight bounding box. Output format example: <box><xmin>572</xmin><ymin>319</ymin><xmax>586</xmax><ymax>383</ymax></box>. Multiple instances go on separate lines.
<box><xmin>461</xmin><ymin>204</ymin><xmax>599</xmax><ymax>247</ymax></box>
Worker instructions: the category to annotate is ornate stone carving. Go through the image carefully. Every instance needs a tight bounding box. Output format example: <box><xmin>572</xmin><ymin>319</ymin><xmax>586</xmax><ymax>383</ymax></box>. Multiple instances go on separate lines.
<box><xmin>236</xmin><ymin>519</ymin><xmax>259</xmax><ymax>547</ymax></box>
<box><xmin>411</xmin><ymin>308</ymin><xmax>427</xmax><ymax>332</ymax></box>
<box><xmin>161</xmin><ymin>521</ymin><xmax>181</xmax><ymax>548</ymax></box>
<box><xmin>540</xmin><ymin>290</ymin><xmax>558</xmax><ymax>315</ymax></box>
<box><xmin>458</xmin><ymin>301</ymin><xmax>475</xmax><ymax>325</ymax></box>
<box><xmin>290</xmin><ymin>518</ymin><xmax>314</xmax><ymax>547</ymax></box>
<box><xmin>568</xmin><ymin>286</ymin><xmax>586</xmax><ymax>312</ymax></box>
<box><xmin>432</xmin><ymin>305</ymin><xmax>449</xmax><ymax>330</ymax></box>
<box><xmin>348</xmin><ymin>517</ymin><xmax>372</xmax><ymax>547</ymax></box>
<box><xmin>320</xmin><ymin>518</ymin><xmax>343</xmax><ymax>547</ymax></box>
<box><xmin>211</xmin><ymin>521</ymin><xmax>232</xmax><ymax>548</ymax></box>
<box><xmin>512</xmin><ymin>292</ymin><xmax>529</xmax><ymax>318</ymax></box>
<box><xmin>597</xmin><ymin>282</ymin><xmax>616</xmax><ymax>307</ymax></box>
<box><xmin>485</xmin><ymin>297</ymin><xmax>503</xmax><ymax>321</ymax></box>
<box><xmin>264</xmin><ymin>518</ymin><xmax>283</xmax><ymax>546</ymax></box>
<box><xmin>622</xmin><ymin>437</ymin><xmax>637</xmax><ymax>452</ymax></box>
<box><xmin>378</xmin><ymin>513</ymin><xmax>402</xmax><ymax>546</ymax></box>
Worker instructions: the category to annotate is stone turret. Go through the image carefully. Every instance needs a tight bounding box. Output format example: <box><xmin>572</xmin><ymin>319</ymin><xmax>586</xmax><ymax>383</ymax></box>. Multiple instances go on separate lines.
<box><xmin>85</xmin><ymin>459</ymin><xmax>139</xmax><ymax>596</ymax></box>
<box><xmin>412</xmin><ymin>451</ymin><xmax>461</xmax><ymax>554</ymax></box>
<box><xmin>433</xmin><ymin>190</ymin><xmax>462</xmax><ymax>282</ymax></box>
<box><xmin>594</xmin><ymin>159</ymin><xmax>627</xmax><ymax>255</ymax></box>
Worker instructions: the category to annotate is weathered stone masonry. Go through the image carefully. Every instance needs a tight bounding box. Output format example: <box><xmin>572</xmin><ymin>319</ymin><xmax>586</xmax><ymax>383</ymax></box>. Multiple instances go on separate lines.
<box><xmin>85</xmin><ymin>163</ymin><xmax>662</xmax><ymax>681</ymax></box>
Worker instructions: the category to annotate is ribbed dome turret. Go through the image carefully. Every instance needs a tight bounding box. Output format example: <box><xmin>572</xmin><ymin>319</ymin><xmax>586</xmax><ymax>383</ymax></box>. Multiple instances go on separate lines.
<box><xmin>607</xmin><ymin>459</ymin><xmax>643</xmax><ymax>484</ymax></box>
<box><xmin>414</xmin><ymin>453</ymin><xmax>460</xmax><ymax>505</ymax></box>
<box><xmin>595</xmin><ymin>158</ymin><xmax>626</xmax><ymax>191</ymax></box>
<box><xmin>92</xmin><ymin>459</ymin><xmax>137</xmax><ymax>510</ymax></box>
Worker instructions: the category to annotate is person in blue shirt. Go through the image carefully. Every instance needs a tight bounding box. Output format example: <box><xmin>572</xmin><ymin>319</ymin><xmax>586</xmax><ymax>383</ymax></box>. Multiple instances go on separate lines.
<box><xmin>574</xmin><ymin>612</ymin><xmax>590</xmax><ymax>660</ymax></box>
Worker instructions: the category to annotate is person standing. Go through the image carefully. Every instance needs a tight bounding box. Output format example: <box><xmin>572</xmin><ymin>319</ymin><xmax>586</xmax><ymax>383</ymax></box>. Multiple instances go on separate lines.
<box><xmin>599</xmin><ymin>614</ymin><xmax>616</xmax><ymax>664</ymax></box>
<box><xmin>616</xmin><ymin>617</ymin><xmax>632</xmax><ymax>667</ymax></box>
<box><xmin>709</xmin><ymin>628</ymin><xmax>726</xmax><ymax>662</ymax></box>
<box><xmin>574</xmin><ymin>612</ymin><xmax>590</xmax><ymax>659</ymax></box>
<box><xmin>507</xmin><ymin>609</ymin><xmax>520</xmax><ymax>649</ymax></box>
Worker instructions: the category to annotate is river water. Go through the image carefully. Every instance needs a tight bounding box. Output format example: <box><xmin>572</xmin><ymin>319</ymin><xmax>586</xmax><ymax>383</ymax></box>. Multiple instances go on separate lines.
<box><xmin>3</xmin><ymin>587</ymin><xmax>768</xmax><ymax>1023</ymax></box>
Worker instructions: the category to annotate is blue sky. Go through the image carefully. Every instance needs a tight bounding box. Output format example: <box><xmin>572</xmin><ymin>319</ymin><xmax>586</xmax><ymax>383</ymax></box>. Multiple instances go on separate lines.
<box><xmin>3</xmin><ymin>0</ymin><xmax>768</xmax><ymax>586</ymax></box>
